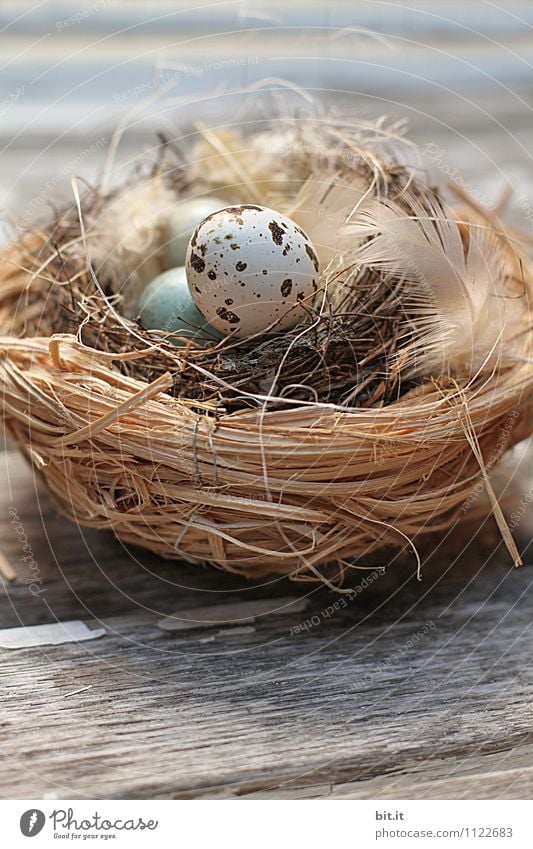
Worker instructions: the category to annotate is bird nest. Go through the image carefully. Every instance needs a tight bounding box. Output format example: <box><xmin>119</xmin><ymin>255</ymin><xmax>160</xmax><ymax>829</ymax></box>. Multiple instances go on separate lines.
<box><xmin>0</xmin><ymin>113</ymin><xmax>532</xmax><ymax>584</ymax></box>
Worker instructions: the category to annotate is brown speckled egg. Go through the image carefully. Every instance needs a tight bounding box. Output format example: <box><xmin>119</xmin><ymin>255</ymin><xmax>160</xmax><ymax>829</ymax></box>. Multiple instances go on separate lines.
<box><xmin>185</xmin><ymin>204</ymin><xmax>320</xmax><ymax>338</ymax></box>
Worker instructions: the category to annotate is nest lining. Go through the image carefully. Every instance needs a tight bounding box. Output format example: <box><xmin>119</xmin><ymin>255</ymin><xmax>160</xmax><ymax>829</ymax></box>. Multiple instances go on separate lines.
<box><xmin>7</xmin><ymin>121</ymin><xmax>423</xmax><ymax>416</ymax></box>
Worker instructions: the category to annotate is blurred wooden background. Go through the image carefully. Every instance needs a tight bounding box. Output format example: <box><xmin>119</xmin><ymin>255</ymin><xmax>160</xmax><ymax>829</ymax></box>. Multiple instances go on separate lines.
<box><xmin>2</xmin><ymin>0</ymin><xmax>533</xmax><ymax>228</ymax></box>
<box><xmin>0</xmin><ymin>0</ymin><xmax>533</xmax><ymax>800</ymax></box>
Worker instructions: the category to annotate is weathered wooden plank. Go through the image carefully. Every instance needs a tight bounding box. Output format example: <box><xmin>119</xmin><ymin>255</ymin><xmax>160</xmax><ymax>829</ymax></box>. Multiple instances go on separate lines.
<box><xmin>247</xmin><ymin>744</ymin><xmax>533</xmax><ymax>799</ymax></box>
<box><xmin>1</xmin><ymin>447</ymin><xmax>532</xmax><ymax>799</ymax></box>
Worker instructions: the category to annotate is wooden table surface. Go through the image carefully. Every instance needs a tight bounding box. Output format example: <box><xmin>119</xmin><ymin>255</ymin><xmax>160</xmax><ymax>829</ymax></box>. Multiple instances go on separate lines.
<box><xmin>1</xmin><ymin>0</ymin><xmax>533</xmax><ymax>801</ymax></box>
<box><xmin>1</xmin><ymin>450</ymin><xmax>533</xmax><ymax>800</ymax></box>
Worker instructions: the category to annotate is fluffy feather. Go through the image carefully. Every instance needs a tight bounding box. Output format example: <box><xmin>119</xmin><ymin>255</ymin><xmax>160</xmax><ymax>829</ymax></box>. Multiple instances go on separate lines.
<box><xmin>351</xmin><ymin>189</ymin><xmax>527</xmax><ymax>375</ymax></box>
<box><xmin>288</xmin><ymin>171</ymin><xmax>371</xmax><ymax>269</ymax></box>
<box><xmin>187</xmin><ymin>126</ymin><xmax>305</xmax><ymax>206</ymax></box>
<box><xmin>85</xmin><ymin>176</ymin><xmax>176</xmax><ymax>316</ymax></box>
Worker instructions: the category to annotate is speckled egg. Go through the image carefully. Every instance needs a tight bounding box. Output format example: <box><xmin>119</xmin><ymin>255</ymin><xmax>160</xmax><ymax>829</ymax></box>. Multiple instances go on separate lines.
<box><xmin>185</xmin><ymin>205</ymin><xmax>320</xmax><ymax>338</ymax></box>
<box><xmin>136</xmin><ymin>266</ymin><xmax>223</xmax><ymax>345</ymax></box>
<box><xmin>166</xmin><ymin>196</ymin><xmax>228</xmax><ymax>267</ymax></box>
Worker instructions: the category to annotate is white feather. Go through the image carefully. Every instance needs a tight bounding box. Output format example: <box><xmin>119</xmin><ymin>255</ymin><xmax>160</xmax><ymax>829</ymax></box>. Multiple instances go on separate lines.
<box><xmin>288</xmin><ymin>171</ymin><xmax>371</xmax><ymax>269</ymax></box>
<box><xmin>85</xmin><ymin>176</ymin><xmax>176</xmax><ymax>316</ymax></box>
<box><xmin>351</xmin><ymin>190</ymin><xmax>526</xmax><ymax>375</ymax></box>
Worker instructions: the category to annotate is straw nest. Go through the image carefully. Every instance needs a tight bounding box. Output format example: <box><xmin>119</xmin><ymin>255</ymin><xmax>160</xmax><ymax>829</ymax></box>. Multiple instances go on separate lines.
<box><xmin>1</xmin><ymin>112</ymin><xmax>532</xmax><ymax>584</ymax></box>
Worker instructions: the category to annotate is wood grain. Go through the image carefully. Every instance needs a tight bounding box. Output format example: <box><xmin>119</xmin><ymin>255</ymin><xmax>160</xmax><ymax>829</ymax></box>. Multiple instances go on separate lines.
<box><xmin>1</xmin><ymin>450</ymin><xmax>533</xmax><ymax>799</ymax></box>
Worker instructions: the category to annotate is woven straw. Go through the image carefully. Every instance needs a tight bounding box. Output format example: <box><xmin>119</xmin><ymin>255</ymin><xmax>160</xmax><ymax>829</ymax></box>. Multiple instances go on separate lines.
<box><xmin>1</xmin><ymin>141</ymin><xmax>532</xmax><ymax>584</ymax></box>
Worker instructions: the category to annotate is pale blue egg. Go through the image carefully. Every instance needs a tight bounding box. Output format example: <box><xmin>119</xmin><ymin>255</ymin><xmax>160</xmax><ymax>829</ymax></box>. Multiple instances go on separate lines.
<box><xmin>136</xmin><ymin>266</ymin><xmax>223</xmax><ymax>344</ymax></box>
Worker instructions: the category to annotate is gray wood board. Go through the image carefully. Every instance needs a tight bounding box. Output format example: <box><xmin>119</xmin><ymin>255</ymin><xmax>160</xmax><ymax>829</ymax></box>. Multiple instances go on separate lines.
<box><xmin>1</xmin><ymin>451</ymin><xmax>533</xmax><ymax>799</ymax></box>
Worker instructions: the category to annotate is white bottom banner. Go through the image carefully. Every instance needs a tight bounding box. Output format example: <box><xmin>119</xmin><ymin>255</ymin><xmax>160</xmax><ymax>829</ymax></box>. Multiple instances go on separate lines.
<box><xmin>2</xmin><ymin>799</ymin><xmax>532</xmax><ymax>847</ymax></box>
